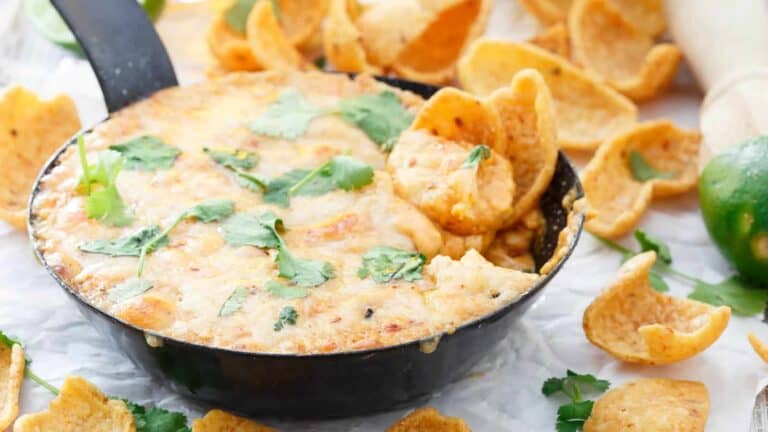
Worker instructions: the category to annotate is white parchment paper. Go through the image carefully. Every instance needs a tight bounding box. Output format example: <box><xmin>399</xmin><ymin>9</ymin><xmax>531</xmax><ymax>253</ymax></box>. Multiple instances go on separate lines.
<box><xmin>0</xmin><ymin>1</ymin><xmax>764</xmax><ymax>430</ymax></box>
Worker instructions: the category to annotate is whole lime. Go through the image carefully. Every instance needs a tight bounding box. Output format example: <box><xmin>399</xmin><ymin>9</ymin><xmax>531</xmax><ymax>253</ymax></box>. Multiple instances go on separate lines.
<box><xmin>700</xmin><ymin>136</ymin><xmax>768</xmax><ymax>286</ymax></box>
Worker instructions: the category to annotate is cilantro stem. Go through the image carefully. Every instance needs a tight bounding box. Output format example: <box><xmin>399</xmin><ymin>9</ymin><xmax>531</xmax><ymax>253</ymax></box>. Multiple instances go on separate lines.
<box><xmin>593</xmin><ymin>234</ymin><xmax>705</xmax><ymax>286</ymax></box>
<box><xmin>231</xmin><ymin>166</ymin><xmax>268</xmax><ymax>190</ymax></box>
<box><xmin>26</xmin><ymin>368</ymin><xmax>59</xmax><ymax>395</ymax></box>
<box><xmin>137</xmin><ymin>211</ymin><xmax>187</xmax><ymax>277</ymax></box>
<box><xmin>288</xmin><ymin>160</ymin><xmax>331</xmax><ymax>196</ymax></box>
<box><xmin>77</xmin><ymin>135</ymin><xmax>91</xmax><ymax>195</ymax></box>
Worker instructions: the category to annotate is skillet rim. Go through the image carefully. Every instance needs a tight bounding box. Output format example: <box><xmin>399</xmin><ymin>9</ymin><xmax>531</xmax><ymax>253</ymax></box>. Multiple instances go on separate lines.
<box><xmin>26</xmin><ymin>73</ymin><xmax>585</xmax><ymax>360</ymax></box>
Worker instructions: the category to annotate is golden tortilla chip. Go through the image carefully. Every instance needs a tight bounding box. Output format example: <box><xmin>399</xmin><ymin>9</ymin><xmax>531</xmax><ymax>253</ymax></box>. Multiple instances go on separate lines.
<box><xmin>277</xmin><ymin>0</ymin><xmax>330</xmax><ymax>49</ymax></box>
<box><xmin>609</xmin><ymin>0</ymin><xmax>666</xmax><ymax>38</ymax></box>
<box><xmin>14</xmin><ymin>376</ymin><xmax>134</xmax><ymax>432</ymax></box>
<box><xmin>387</xmin><ymin>407</ymin><xmax>472</xmax><ymax>432</ymax></box>
<box><xmin>569</xmin><ymin>0</ymin><xmax>681</xmax><ymax>101</ymax></box>
<box><xmin>411</xmin><ymin>87</ymin><xmax>503</xmax><ymax>150</ymax></box>
<box><xmin>192</xmin><ymin>409</ymin><xmax>276</xmax><ymax>432</ymax></box>
<box><xmin>0</xmin><ymin>85</ymin><xmax>81</xmax><ymax>230</ymax></box>
<box><xmin>528</xmin><ymin>23</ymin><xmax>570</xmax><ymax>59</ymax></box>
<box><xmin>323</xmin><ymin>0</ymin><xmax>380</xmax><ymax>73</ymax></box>
<box><xmin>583</xmin><ymin>252</ymin><xmax>731</xmax><ymax>365</ymax></box>
<box><xmin>0</xmin><ymin>344</ymin><xmax>24</xmax><ymax>431</ymax></box>
<box><xmin>246</xmin><ymin>1</ymin><xmax>312</xmax><ymax>71</ymax></box>
<box><xmin>748</xmin><ymin>333</ymin><xmax>768</xmax><ymax>364</ymax></box>
<box><xmin>584</xmin><ymin>378</ymin><xmax>709</xmax><ymax>432</ymax></box>
<box><xmin>207</xmin><ymin>13</ymin><xmax>262</xmax><ymax>71</ymax></box>
<box><xmin>393</xmin><ymin>0</ymin><xmax>492</xmax><ymax>85</ymax></box>
<box><xmin>458</xmin><ymin>40</ymin><xmax>637</xmax><ymax>151</ymax></box>
<box><xmin>389</xmin><ymin>130</ymin><xmax>514</xmax><ymax>236</ymax></box>
<box><xmin>485</xmin><ymin>69</ymin><xmax>558</xmax><ymax>225</ymax></box>
<box><xmin>356</xmin><ymin>0</ymin><xmax>431</xmax><ymax>68</ymax></box>
<box><xmin>519</xmin><ymin>0</ymin><xmax>572</xmax><ymax>26</ymax></box>
<box><xmin>581</xmin><ymin>120</ymin><xmax>700</xmax><ymax>238</ymax></box>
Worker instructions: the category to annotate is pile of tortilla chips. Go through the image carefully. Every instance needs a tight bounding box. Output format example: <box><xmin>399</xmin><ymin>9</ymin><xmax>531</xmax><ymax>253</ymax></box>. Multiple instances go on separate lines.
<box><xmin>0</xmin><ymin>85</ymin><xmax>81</xmax><ymax>231</ymax></box>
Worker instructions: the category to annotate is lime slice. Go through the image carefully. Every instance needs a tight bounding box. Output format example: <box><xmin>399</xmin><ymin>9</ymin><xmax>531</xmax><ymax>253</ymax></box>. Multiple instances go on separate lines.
<box><xmin>25</xmin><ymin>0</ymin><xmax>165</xmax><ymax>53</ymax></box>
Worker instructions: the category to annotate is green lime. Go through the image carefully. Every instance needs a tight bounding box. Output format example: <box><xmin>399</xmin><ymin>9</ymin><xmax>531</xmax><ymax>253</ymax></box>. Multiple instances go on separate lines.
<box><xmin>25</xmin><ymin>0</ymin><xmax>165</xmax><ymax>53</ymax></box>
<box><xmin>700</xmin><ymin>136</ymin><xmax>768</xmax><ymax>286</ymax></box>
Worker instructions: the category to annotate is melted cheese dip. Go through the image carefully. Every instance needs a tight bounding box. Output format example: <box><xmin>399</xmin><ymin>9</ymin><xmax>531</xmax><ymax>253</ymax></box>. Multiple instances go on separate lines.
<box><xmin>32</xmin><ymin>72</ymin><xmax>540</xmax><ymax>354</ymax></box>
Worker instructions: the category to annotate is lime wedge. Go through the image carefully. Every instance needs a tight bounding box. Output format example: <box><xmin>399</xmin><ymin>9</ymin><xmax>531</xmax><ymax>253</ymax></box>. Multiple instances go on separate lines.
<box><xmin>25</xmin><ymin>0</ymin><xmax>165</xmax><ymax>53</ymax></box>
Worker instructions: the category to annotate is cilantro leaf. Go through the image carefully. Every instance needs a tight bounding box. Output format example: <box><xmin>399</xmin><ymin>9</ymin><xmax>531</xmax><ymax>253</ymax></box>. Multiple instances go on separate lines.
<box><xmin>274</xmin><ymin>306</ymin><xmax>298</xmax><ymax>331</ymax></box>
<box><xmin>221</xmin><ymin>212</ymin><xmax>283</xmax><ymax>248</ymax></box>
<box><xmin>0</xmin><ymin>330</ymin><xmax>22</xmax><ymax>350</ymax></box>
<box><xmin>358</xmin><ymin>246</ymin><xmax>426</xmax><ymax>283</ymax></box>
<box><xmin>556</xmin><ymin>401</ymin><xmax>594</xmax><ymax>432</ymax></box>
<box><xmin>262</xmin><ymin>169</ymin><xmax>310</xmax><ymax>207</ymax></box>
<box><xmin>225</xmin><ymin>0</ymin><xmax>280</xmax><ymax>33</ymax></box>
<box><xmin>219</xmin><ymin>287</ymin><xmax>249</xmax><ymax>317</ymax></box>
<box><xmin>250</xmin><ymin>89</ymin><xmax>324</xmax><ymax>140</ymax></box>
<box><xmin>109</xmin><ymin>136</ymin><xmax>181</xmax><ymax>171</ymax></box>
<box><xmin>185</xmin><ymin>199</ymin><xmax>235</xmax><ymax>223</ymax></box>
<box><xmin>461</xmin><ymin>145</ymin><xmax>491</xmax><ymax>169</ymax></box>
<box><xmin>77</xmin><ymin>143</ymin><xmax>133</xmax><ymax>227</ymax></box>
<box><xmin>266</xmin><ymin>280</ymin><xmax>309</xmax><ymax>299</ymax></box>
<box><xmin>634</xmin><ymin>230</ymin><xmax>672</xmax><ymax>264</ymax></box>
<box><xmin>688</xmin><ymin>276</ymin><xmax>768</xmax><ymax>316</ymax></box>
<box><xmin>203</xmin><ymin>147</ymin><xmax>259</xmax><ymax>170</ymax></box>
<box><xmin>338</xmin><ymin>91</ymin><xmax>413</xmax><ymax>151</ymax></box>
<box><xmin>276</xmin><ymin>247</ymin><xmax>335</xmax><ymax>287</ymax></box>
<box><xmin>542</xmin><ymin>377</ymin><xmax>565</xmax><ymax>396</ymax></box>
<box><xmin>629</xmin><ymin>151</ymin><xmax>676</xmax><ymax>182</ymax></box>
<box><xmin>566</xmin><ymin>370</ymin><xmax>610</xmax><ymax>392</ymax></box>
<box><xmin>648</xmin><ymin>271</ymin><xmax>670</xmax><ymax>292</ymax></box>
<box><xmin>79</xmin><ymin>225</ymin><xmax>168</xmax><ymax>257</ymax></box>
<box><xmin>109</xmin><ymin>279</ymin><xmax>153</xmax><ymax>302</ymax></box>
<box><xmin>123</xmin><ymin>400</ymin><xmax>191</xmax><ymax>432</ymax></box>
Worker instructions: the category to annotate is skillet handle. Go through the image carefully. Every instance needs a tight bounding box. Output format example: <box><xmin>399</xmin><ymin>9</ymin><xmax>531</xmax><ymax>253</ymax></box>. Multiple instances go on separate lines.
<box><xmin>50</xmin><ymin>0</ymin><xmax>178</xmax><ymax>113</ymax></box>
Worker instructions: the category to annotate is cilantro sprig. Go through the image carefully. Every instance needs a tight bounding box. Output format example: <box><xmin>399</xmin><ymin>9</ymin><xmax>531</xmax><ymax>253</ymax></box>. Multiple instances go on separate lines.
<box><xmin>274</xmin><ymin>306</ymin><xmax>298</xmax><ymax>331</ymax></box>
<box><xmin>628</xmin><ymin>151</ymin><xmax>676</xmax><ymax>182</ymax></box>
<box><xmin>358</xmin><ymin>246</ymin><xmax>426</xmax><ymax>283</ymax></box>
<box><xmin>542</xmin><ymin>370</ymin><xmax>610</xmax><ymax>432</ymax></box>
<box><xmin>596</xmin><ymin>230</ymin><xmax>768</xmax><ymax>315</ymax></box>
<box><xmin>77</xmin><ymin>136</ymin><xmax>133</xmax><ymax>227</ymax></box>
<box><xmin>461</xmin><ymin>145</ymin><xmax>491</xmax><ymax>169</ymax></box>
<box><xmin>338</xmin><ymin>91</ymin><xmax>414</xmax><ymax>151</ymax></box>
<box><xmin>79</xmin><ymin>225</ymin><xmax>168</xmax><ymax>257</ymax></box>
<box><xmin>109</xmin><ymin>136</ymin><xmax>181</xmax><ymax>171</ymax></box>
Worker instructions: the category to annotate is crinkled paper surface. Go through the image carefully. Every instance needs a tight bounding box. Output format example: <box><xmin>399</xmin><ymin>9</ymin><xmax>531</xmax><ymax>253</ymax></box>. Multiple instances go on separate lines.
<box><xmin>0</xmin><ymin>0</ymin><xmax>763</xmax><ymax>430</ymax></box>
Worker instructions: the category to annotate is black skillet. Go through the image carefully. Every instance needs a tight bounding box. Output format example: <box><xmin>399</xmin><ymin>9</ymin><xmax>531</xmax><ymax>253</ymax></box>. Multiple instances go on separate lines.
<box><xmin>27</xmin><ymin>0</ymin><xmax>585</xmax><ymax>419</ymax></box>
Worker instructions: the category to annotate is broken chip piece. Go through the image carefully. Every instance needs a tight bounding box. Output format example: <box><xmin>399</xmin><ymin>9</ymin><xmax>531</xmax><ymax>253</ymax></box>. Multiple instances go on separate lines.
<box><xmin>584</xmin><ymin>378</ymin><xmax>709</xmax><ymax>432</ymax></box>
<box><xmin>323</xmin><ymin>0</ymin><xmax>380</xmax><ymax>73</ymax></box>
<box><xmin>13</xmin><ymin>376</ymin><xmax>134</xmax><ymax>432</ymax></box>
<box><xmin>192</xmin><ymin>409</ymin><xmax>276</xmax><ymax>431</ymax></box>
<box><xmin>458</xmin><ymin>40</ymin><xmax>637</xmax><ymax>151</ymax></box>
<box><xmin>569</xmin><ymin>0</ymin><xmax>681</xmax><ymax>101</ymax></box>
<box><xmin>581</xmin><ymin>120</ymin><xmax>701</xmax><ymax>238</ymax></box>
<box><xmin>0</xmin><ymin>343</ymin><xmax>24</xmax><ymax>431</ymax></box>
<box><xmin>386</xmin><ymin>407</ymin><xmax>471</xmax><ymax>431</ymax></box>
<box><xmin>0</xmin><ymin>85</ymin><xmax>81</xmax><ymax>230</ymax></box>
<box><xmin>583</xmin><ymin>252</ymin><xmax>730</xmax><ymax>365</ymax></box>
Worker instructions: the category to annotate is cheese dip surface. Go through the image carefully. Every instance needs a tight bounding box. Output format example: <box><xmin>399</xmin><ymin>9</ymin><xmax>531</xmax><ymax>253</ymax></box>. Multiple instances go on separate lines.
<box><xmin>32</xmin><ymin>72</ymin><xmax>541</xmax><ymax>354</ymax></box>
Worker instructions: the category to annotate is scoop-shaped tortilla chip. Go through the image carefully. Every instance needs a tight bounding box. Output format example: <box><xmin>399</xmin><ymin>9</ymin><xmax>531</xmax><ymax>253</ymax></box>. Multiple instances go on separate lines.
<box><xmin>528</xmin><ymin>23</ymin><xmax>570</xmax><ymax>59</ymax></box>
<box><xmin>14</xmin><ymin>376</ymin><xmax>134</xmax><ymax>432</ymax></box>
<box><xmin>277</xmin><ymin>0</ymin><xmax>330</xmax><ymax>49</ymax></box>
<box><xmin>246</xmin><ymin>1</ymin><xmax>312</xmax><ymax>71</ymax></box>
<box><xmin>569</xmin><ymin>0</ymin><xmax>681</xmax><ymax>101</ymax></box>
<box><xmin>388</xmin><ymin>130</ymin><xmax>514</xmax><ymax>235</ymax></box>
<box><xmin>411</xmin><ymin>87</ymin><xmax>504</xmax><ymax>150</ymax></box>
<box><xmin>192</xmin><ymin>409</ymin><xmax>276</xmax><ymax>431</ymax></box>
<box><xmin>519</xmin><ymin>0</ymin><xmax>572</xmax><ymax>26</ymax></box>
<box><xmin>387</xmin><ymin>407</ymin><xmax>472</xmax><ymax>432</ymax></box>
<box><xmin>458</xmin><ymin>40</ymin><xmax>637</xmax><ymax>150</ymax></box>
<box><xmin>584</xmin><ymin>378</ymin><xmax>709</xmax><ymax>432</ymax></box>
<box><xmin>393</xmin><ymin>0</ymin><xmax>492</xmax><ymax>85</ymax></box>
<box><xmin>583</xmin><ymin>252</ymin><xmax>731</xmax><ymax>365</ymax></box>
<box><xmin>581</xmin><ymin>120</ymin><xmax>700</xmax><ymax>238</ymax></box>
<box><xmin>610</xmin><ymin>0</ymin><xmax>666</xmax><ymax>38</ymax></box>
<box><xmin>0</xmin><ymin>344</ymin><xmax>24</xmax><ymax>431</ymax></box>
<box><xmin>749</xmin><ymin>333</ymin><xmax>768</xmax><ymax>364</ymax></box>
<box><xmin>323</xmin><ymin>0</ymin><xmax>380</xmax><ymax>73</ymax></box>
<box><xmin>208</xmin><ymin>14</ymin><xmax>262</xmax><ymax>71</ymax></box>
<box><xmin>486</xmin><ymin>69</ymin><xmax>558</xmax><ymax>225</ymax></box>
<box><xmin>0</xmin><ymin>85</ymin><xmax>81</xmax><ymax>230</ymax></box>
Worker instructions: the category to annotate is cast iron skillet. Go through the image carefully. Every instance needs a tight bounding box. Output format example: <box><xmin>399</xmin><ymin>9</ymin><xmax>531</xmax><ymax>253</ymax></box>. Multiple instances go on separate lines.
<box><xmin>28</xmin><ymin>0</ymin><xmax>585</xmax><ymax>419</ymax></box>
